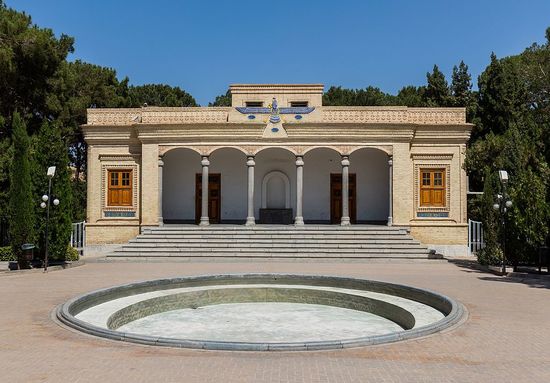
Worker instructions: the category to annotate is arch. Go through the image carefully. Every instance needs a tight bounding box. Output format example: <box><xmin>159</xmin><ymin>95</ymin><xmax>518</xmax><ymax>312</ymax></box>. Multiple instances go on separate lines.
<box><xmin>162</xmin><ymin>147</ymin><xmax>202</xmax><ymax>222</ymax></box>
<box><xmin>161</xmin><ymin>146</ymin><xmax>202</xmax><ymax>156</ymax></box>
<box><xmin>208</xmin><ymin>146</ymin><xmax>248</xmax><ymax>156</ymax></box>
<box><xmin>302</xmin><ymin>146</ymin><xmax>342</xmax><ymax>156</ymax></box>
<box><xmin>349</xmin><ymin>147</ymin><xmax>390</xmax><ymax>223</ymax></box>
<box><xmin>348</xmin><ymin>145</ymin><xmax>392</xmax><ymax>156</ymax></box>
<box><xmin>261</xmin><ymin>171</ymin><xmax>291</xmax><ymax>209</ymax></box>
<box><xmin>254</xmin><ymin>146</ymin><xmax>297</xmax><ymax>156</ymax></box>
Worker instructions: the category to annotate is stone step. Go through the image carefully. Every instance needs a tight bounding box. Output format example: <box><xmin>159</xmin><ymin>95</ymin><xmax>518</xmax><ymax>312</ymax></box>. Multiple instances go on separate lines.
<box><xmin>109</xmin><ymin>252</ymin><xmax>440</xmax><ymax>260</ymax></box>
<box><xmin>114</xmin><ymin>246</ymin><xmax>431</xmax><ymax>254</ymax></box>
<box><xmin>129</xmin><ymin>238</ymin><xmax>422</xmax><ymax>245</ymax></box>
<box><xmin>121</xmin><ymin>243</ymin><xmax>425</xmax><ymax>249</ymax></box>
<box><xmin>108</xmin><ymin>224</ymin><xmax>436</xmax><ymax>260</ymax></box>
<box><xmin>145</xmin><ymin>225</ymin><xmax>407</xmax><ymax>231</ymax></box>
<box><xmin>137</xmin><ymin>233</ymin><xmax>411</xmax><ymax>239</ymax></box>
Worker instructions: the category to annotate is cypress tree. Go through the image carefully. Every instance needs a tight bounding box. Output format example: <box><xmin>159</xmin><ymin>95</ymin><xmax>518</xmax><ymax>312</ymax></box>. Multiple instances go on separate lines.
<box><xmin>424</xmin><ymin>65</ymin><xmax>451</xmax><ymax>107</ymax></box>
<box><xmin>9</xmin><ymin>112</ymin><xmax>35</xmax><ymax>268</ymax></box>
<box><xmin>33</xmin><ymin>121</ymin><xmax>73</xmax><ymax>261</ymax></box>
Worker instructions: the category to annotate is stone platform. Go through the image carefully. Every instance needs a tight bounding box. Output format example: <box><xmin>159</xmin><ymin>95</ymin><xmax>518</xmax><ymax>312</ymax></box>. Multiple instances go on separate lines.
<box><xmin>107</xmin><ymin>224</ymin><xmax>437</xmax><ymax>259</ymax></box>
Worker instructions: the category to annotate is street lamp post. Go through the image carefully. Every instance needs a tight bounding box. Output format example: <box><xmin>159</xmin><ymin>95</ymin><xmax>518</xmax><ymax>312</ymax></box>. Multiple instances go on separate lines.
<box><xmin>492</xmin><ymin>170</ymin><xmax>513</xmax><ymax>275</ymax></box>
<box><xmin>40</xmin><ymin>166</ymin><xmax>59</xmax><ymax>272</ymax></box>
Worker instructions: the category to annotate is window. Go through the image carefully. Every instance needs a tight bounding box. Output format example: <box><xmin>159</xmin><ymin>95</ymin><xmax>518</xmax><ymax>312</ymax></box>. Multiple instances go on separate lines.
<box><xmin>290</xmin><ymin>101</ymin><xmax>308</xmax><ymax>107</ymax></box>
<box><xmin>245</xmin><ymin>101</ymin><xmax>263</xmax><ymax>107</ymax></box>
<box><xmin>108</xmin><ymin>170</ymin><xmax>132</xmax><ymax>206</ymax></box>
<box><xmin>419</xmin><ymin>169</ymin><xmax>446</xmax><ymax>207</ymax></box>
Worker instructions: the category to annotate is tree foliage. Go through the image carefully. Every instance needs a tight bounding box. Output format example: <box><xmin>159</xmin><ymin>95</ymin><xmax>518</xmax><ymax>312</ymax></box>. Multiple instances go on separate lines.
<box><xmin>8</xmin><ymin>112</ymin><xmax>34</xmax><ymax>267</ymax></box>
<box><xmin>126</xmin><ymin>84</ymin><xmax>197</xmax><ymax>107</ymax></box>
<box><xmin>209</xmin><ymin>90</ymin><xmax>232</xmax><ymax>106</ymax></box>
<box><xmin>33</xmin><ymin>121</ymin><xmax>73</xmax><ymax>261</ymax></box>
<box><xmin>466</xmin><ymin>32</ymin><xmax>550</xmax><ymax>264</ymax></box>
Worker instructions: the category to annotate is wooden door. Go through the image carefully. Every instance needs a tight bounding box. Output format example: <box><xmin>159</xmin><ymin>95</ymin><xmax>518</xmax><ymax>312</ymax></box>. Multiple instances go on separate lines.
<box><xmin>330</xmin><ymin>174</ymin><xmax>356</xmax><ymax>224</ymax></box>
<box><xmin>195</xmin><ymin>174</ymin><xmax>221</xmax><ymax>224</ymax></box>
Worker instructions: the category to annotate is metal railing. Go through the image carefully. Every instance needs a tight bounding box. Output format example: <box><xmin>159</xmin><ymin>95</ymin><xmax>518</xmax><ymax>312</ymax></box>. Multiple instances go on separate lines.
<box><xmin>468</xmin><ymin>219</ymin><xmax>485</xmax><ymax>255</ymax></box>
<box><xmin>70</xmin><ymin>221</ymin><xmax>86</xmax><ymax>253</ymax></box>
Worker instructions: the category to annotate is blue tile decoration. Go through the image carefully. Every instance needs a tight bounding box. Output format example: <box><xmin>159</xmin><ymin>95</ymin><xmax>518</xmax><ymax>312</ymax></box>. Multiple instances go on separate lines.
<box><xmin>295</xmin><ymin>115</ymin><xmax>303</xmax><ymax>120</ymax></box>
<box><xmin>271</xmin><ymin>127</ymin><xmax>279</xmax><ymax>133</ymax></box>
<box><xmin>279</xmin><ymin>107</ymin><xmax>315</xmax><ymax>114</ymax></box>
<box><xmin>416</xmin><ymin>212</ymin><xmax>449</xmax><ymax>218</ymax></box>
<box><xmin>247</xmin><ymin>115</ymin><xmax>255</xmax><ymax>119</ymax></box>
<box><xmin>269</xmin><ymin>115</ymin><xmax>281</xmax><ymax>123</ymax></box>
<box><xmin>105</xmin><ymin>211</ymin><xmax>135</xmax><ymax>218</ymax></box>
<box><xmin>236</xmin><ymin>107</ymin><xmax>315</xmax><ymax>114</ymax></box>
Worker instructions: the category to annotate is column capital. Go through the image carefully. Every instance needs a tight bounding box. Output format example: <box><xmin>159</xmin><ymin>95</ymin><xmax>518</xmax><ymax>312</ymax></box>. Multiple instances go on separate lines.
<box><xmin>246</xmin><ymin>156</ymin><xmax>256</xmax><ymax>167</ymax></box>
<box><xmin>388</xmin><ymin>156</ymin><xmax>393</xmax><ymax>167</ymax></box>
<box><xmin>341</xmin><ymin>155</ymin><xmax>350</xmax><ymax>167</ymax></box>
<box><xmin>295</xmin><ymin>156</ymin><xmax>304</xmax><ymax>167</ymax></box>
<box><xmin>201</xmin><ymin>156</ymin><xmax>210</xmax><ymax>167</ymax></box>
<box><xmin>158</xmin><ymin>156</ymin><xmax>164</xmax><ymax>167</ymax></box>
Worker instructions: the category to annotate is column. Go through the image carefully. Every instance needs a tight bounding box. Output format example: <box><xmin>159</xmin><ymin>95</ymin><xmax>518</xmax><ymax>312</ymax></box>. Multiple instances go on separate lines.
<box><xmin>158</xmin><ymin>155</ymin><xmax>164</xmax><ymax>226</ymax></box>
<box><xmin>200</xmin><ymin>156</ymin><xmax>210</xmax><ymax>226</ymax></box>
<box><xmin>387</xmin><ymin>156</ymin><xmax>393</xmax><ymax>226</ymax></box>
<box><xmin>245</xmin><ymin>156</ymin><xmax>256</xmax><ymax>226</ymax></box>
<box><xmin>294</xmin><ymin>155</ymin><xmax>304</xmax><ymax>225</ymax></box>
<box><xmin>341</xmin><ymin>155</ymin><xmax>351</xmax><ymax>226</ymax></box>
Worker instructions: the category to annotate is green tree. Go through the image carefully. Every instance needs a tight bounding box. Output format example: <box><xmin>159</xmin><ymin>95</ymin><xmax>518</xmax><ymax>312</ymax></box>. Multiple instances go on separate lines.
<box><xmin>209</xmin><ymin>90</ymin><xmax>232</xmax><ymax>106</ymax></box>
<box><xmin>8</xmin><ymin>112</ymin><xmax>34</xmax><ymax>268</ymax></box>
<box><xmin>0</xmin><ymin>0</ymin><xmax>73</xmax><ymax>135</ymax></box>
<box><xmin>395</xmin><ymin>85</ymin><xmax>426</xmax><ymax>106</ymax></box>
<box><xmin>424</xmin><ymin>65</ymin><xmax>451</xmax><ymax>106</ymax></box>
<box><xmin>33</xmin><ymin>121</ymin><xmax>73</xmax><ymax>261</ymax></box>
<box><xmin>46</xmin><ymin>60</ymin><xmax>130</xmax><ymax>220</ymax></box>
<box><xmin>126</xmin><ymin>84</ymin><xmax>197</xmax><ymax>107</ymax></box>
<box><xmin>323</xmin><ymin>86</ymin><xmax>397</xmax><ymax>106</ymax></box>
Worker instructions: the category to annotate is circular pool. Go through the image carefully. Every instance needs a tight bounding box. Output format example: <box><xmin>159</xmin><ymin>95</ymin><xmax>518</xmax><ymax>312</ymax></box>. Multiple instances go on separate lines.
<box><xmin>56</xmin><ymin>274</ymin><xmax>465</xmax><ymax>351</ymax></box>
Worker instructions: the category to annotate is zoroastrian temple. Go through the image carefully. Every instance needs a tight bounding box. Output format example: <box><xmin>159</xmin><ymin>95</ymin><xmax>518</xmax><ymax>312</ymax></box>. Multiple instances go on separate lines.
<box><xmin>83</xmin><ymin>84</ymin><xmax>473</xmax><ymax>255</ymax></box>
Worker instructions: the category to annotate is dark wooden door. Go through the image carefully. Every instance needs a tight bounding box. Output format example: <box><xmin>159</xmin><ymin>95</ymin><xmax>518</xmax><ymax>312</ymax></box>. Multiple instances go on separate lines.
<box><xmin>195</xmin><ymin>174</ymin><xmax>221</xmax><ymax>224</ymax></box>
<box><xmin>330</xmin><ymin>173</ymin><xmax>356</xmax><ymax>224</ymax></box>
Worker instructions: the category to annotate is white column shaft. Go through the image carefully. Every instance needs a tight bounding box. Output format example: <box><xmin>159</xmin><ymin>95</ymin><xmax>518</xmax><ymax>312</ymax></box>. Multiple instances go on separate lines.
<box><xmin>388</xmin><ymin>156</ymin><xmax>393</xmax><ymax>226</ymax></box>
<box><xmin>158</xmin><ymin>155</ymin><xmax>164</xmax><ymax>226</ymax></box>
<box><xmin>294</xmin><ymin>156</ymin><xmax>304</xmax><ymax>225</ymax></box>
<box><xmin>246</xmin><ymin>156</ymin><xmax>256</xmax><ymax>226</ymax></box>
<box><xmin>341</xmin><ymin>155</ymin><xmax>351</xmax><ymax>226</ymax></box>
<box><xmin>200</xmin><ymin>156</ymin><xmax>210</xmax><ymax>226</ymax></box>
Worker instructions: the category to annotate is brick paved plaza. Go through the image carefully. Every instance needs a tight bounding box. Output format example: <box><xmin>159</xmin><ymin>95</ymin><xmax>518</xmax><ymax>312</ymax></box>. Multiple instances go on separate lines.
<box><xmin>1</xmin><ymin>259</ymin><xmax>549</xmax><ymax>382</ymax></box>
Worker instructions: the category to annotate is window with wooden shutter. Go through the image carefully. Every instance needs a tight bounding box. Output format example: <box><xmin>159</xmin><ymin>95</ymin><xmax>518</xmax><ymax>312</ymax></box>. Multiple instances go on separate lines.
<box><xmin>419</xmin><ymin>169</ymin><xmax>446</xmax><ymax>207</ymax></box>
<box><xmin>107</xmin><ymin>170</ymin><xmax>133</xmax><ymax>206</ymax></box>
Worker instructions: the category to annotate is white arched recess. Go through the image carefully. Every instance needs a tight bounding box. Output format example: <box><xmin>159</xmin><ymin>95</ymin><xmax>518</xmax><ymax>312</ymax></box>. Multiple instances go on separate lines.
<box><xmin>262</xmin><ymin>171</ymin><xmax>291</xmax><ymax>209</ymax></box>
<box><xmin>210</xmin><ymin>148</ymin><xmax>247</xmax><ymax>222</ymax></box>
<box><xmin>162</xmin><ymin>148</ymin><xmax>201</xmax><ymax>222</ymax></box>
<box><xmin>254</xmin><ymin>148</ymin><xmax>296</xmax><ymax>219</ymax></box>
<box><xmin>349</xmin><ymin>148</ymin><xmax>389</xmax><ymax>223</ymax></box>
<box><xmin>303</xmin><ymin>148</ymin><xmax>341</xmax><ymax>223</ymax></box>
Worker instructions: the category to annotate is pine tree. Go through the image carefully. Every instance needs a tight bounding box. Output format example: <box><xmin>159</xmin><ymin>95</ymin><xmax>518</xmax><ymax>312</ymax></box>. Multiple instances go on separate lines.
<box><xmin>451</xmin><ymin>61</ymin><xmax>472</xmax><ymax>105</ymax></box>
<box><xmin>33</xmin><ymin>121</ymin><xmax>73</xmax><ymax>261</ymax></box>
<box><xmin>9</xmin><ymin>112</ymin><xmax>35</xmax><ymax>268</ymax></box>
<box><xmin>424</xmin><ymin>65</ymin><xmax>451</xmax><ymax>106</ymax></box>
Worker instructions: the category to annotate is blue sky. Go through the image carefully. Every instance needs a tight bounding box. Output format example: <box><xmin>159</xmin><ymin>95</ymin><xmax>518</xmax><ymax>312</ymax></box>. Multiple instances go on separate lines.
<box><xmin>9</xmin><ymin>0</ymin><xmax>550</xmax><ymax>105</ymax></box>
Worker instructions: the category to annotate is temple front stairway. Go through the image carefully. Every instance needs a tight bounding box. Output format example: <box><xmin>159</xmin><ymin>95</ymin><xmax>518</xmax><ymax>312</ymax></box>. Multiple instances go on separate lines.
<box><xmin>107</xmin><ymin>225</ymin><xmax>439</xmax><ymax>259</ymax></box>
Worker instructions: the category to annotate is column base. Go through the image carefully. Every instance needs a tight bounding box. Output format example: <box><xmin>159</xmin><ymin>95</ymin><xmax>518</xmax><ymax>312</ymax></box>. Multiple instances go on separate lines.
<box><xmin>340</xmin><ymin>217</ymin><xmax>351</xmax><ymax>226</ymax></box>
<box><xmin>158</xmin><ymin>217</ymin><xmax>164</xmax><ymax>227</ymax></box>
<box><xmin>387</xmin><ymin>216</ymin><xmax>393</xmax><ymax>226</ymax></box>
<box><xmin>199</xmin><ymin>217</ymin><xmax>210</xmax><ymax>226</ymax></box>
<box><xmin>245</xmin><ymin>217</ymin><xmax>256</xmax><ymax>226</ymax></box>
<box><xmin>294</xmin><ymin>216</ymin><xmax>304</xmax><ymax>226</ymax></box>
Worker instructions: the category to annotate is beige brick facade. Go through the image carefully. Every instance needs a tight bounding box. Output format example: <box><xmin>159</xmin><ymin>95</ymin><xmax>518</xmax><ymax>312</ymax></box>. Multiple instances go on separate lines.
<box><xmin>83</xmin><ymin>84</ymin><xmax>473</xmax><ymax>247</ymax></box>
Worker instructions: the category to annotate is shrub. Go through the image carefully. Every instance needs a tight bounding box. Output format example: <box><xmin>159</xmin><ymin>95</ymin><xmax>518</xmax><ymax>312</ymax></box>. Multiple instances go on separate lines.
<box><xmin>0</xmin><ymin>246</ymin><xmax>16</xmax><ymax>261</ymax></box>
<box><xmin>66</xmin><ymin>245</ymin><xmax>79</xmax><ymax>261</ymax></box>
<box><xmin>477</xmin><ymin>245</ymin><xmax>503</xmax><ymax>266</ymax></box>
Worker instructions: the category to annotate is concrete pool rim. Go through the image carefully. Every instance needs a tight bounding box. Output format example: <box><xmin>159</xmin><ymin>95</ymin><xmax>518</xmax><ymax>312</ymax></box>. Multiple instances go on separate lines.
<box><xmin>56</xmin><ymin>273</ymin><xmax>467</xmax><ymax>351</ymax></box>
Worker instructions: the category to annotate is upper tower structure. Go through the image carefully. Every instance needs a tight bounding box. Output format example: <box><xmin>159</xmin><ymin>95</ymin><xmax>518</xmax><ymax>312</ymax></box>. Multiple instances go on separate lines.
<box><xmin>229</xmin><ymin>84</ymin><xmax>324</xmax><ymax>108</ymax></box>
